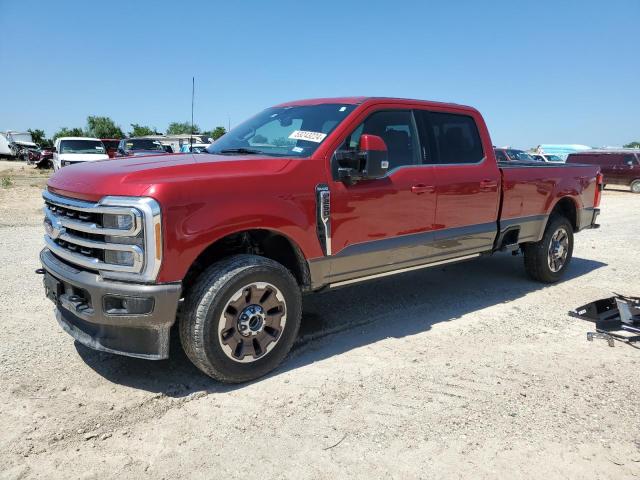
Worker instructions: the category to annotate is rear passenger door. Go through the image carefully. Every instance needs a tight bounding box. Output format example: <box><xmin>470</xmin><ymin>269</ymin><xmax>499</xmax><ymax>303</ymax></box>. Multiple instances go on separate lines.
<box><xmin>415</xmin><ymin>110</ymin><xmax>501</xmax><ymax>258</ymax></box>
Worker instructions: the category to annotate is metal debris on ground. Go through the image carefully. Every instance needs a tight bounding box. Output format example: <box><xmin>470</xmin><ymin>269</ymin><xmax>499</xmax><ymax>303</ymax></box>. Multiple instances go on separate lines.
<box><xmin>570</xmin><ymin>294</ymin><xmax>640</xmax><ymax>346</ymax></box>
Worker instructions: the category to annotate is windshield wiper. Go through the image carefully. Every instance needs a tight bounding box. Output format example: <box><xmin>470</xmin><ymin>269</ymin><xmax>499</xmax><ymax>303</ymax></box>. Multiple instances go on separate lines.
<box><xmin>217</xmin><ymin>148</ymin><xmax>262</xmax><ymax>155</ymax></box>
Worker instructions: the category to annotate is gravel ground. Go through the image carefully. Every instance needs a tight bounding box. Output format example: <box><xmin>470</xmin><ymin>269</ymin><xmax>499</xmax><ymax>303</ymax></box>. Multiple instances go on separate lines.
<box><xmin>1</xmin><ymin>165</ymin><xmax>639</xmax><ymax>479</ymax></box>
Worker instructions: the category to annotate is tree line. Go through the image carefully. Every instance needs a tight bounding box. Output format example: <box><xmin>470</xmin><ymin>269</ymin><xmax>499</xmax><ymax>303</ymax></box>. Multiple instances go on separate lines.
<box><xmin>28</xmin><ymin>116</ymin><xmax>227</xmax><ymax>148</ymax></box>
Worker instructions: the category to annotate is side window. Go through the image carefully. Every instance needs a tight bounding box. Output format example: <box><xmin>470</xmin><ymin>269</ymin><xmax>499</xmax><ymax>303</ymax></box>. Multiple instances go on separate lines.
<box><xmin>338</xmin><ymin>110</ymin><xmax>419</xmax><ymax>170</ymax></box>
<box><xmin>623</xmin><ymin>154</ymin><xmax>637</xmax><ymax>166</ymax></box>
<box><xmin>420</xmin><ymin>112</ymin><xmax>484</xmax><ymax>164</ymax></box>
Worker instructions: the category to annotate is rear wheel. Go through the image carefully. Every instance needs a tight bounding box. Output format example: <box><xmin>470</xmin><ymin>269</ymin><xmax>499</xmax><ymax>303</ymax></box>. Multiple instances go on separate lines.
<box><xmin>179</xmin><ymin>254</ymin><xmax>301</xmax><ymax>383</ymax></box>
<box><xmin>523</xmin><ymin>215</ymin><xmax>574</xmax><ymax>283</ymax></box>
<box><xmin>630</xmin><ymin>180</ymin><xmax>640</xmax><ymax>193</ymax></box>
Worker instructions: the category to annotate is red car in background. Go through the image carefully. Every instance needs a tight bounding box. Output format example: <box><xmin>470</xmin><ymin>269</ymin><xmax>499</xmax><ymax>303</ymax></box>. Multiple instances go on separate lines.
<box><xmin>567</xmin><ymin>149</ymin><xmax>640</xmax><ymax>193</ymax></box>
<box><xmin>100</xmin><ymin>139</ymin><xmax>120</xmax><ymax>158</ymax></box>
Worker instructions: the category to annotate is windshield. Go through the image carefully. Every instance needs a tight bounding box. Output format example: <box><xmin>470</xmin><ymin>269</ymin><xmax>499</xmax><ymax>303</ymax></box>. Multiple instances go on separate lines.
<box><xmin>508</xmin><ymin>150</ymin><xmax>537</xmax><ymax>162</ymax></box>
<box><xmin>126</xmin><ymin>139</ymin><xmax>164</xmax><ymax>151</ymax></box>
<box><xmin>546</xmin><ymin>154</ymin><xmax>563</xmax><ymax>162</ymax></box>
<box><xmin>59</xmin><ymin>140</ymin><xmax>105</xmax><ymax>154</ymax></box>
<box><xmin>207</xmin><ymin>104</ymin><xmax>356</xmax><ymax>157</ymax></box>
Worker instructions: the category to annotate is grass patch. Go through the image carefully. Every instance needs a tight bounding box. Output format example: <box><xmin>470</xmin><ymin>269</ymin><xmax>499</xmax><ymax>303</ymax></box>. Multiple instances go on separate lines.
<box><xmin>1</xmin><ymin>176</ymin><xmax>13</xmax><ymax>188</ymax></box>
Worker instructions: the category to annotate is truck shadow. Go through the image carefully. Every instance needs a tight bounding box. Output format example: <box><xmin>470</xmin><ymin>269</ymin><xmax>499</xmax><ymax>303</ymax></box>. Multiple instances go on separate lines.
<box><xmin>75</xmin><ymin>254</ymin><xmax>606</xmax><ymax>397</ymax></box>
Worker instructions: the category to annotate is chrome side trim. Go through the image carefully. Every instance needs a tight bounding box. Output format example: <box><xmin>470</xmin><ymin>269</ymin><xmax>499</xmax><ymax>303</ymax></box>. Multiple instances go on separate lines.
<box><xmin>316</xmin><ymin>184</ymin><xmax>331</xmax><ymax>256</ymax></box>
<box><xmin>328</xmin><ymin>253</ymin><xmax>480</xmax><ymax>288</ymax></box>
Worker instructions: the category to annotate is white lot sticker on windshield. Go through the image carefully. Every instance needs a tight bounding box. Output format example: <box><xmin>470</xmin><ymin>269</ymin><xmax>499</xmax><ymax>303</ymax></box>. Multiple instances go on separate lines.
<box><xmin>288</xmin><ymin>130</ymin><xmax>327</xmax><ymax>143</ymax></box>
<box><xmin>292</xmin><ymin>146</ymin><xmax>304</xmax><ymax>153</ymax></box>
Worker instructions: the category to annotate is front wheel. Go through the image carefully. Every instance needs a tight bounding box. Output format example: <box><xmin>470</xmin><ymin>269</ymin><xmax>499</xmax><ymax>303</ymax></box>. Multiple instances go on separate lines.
<box><xmin>630</xmin><ymin>180</ymin><xmax>640</xmax><ymax>193</ymax></box>
<box><xmin>523</xmin><ymin>215</ymin><xmax>574</xmax><ymax>283</ymax></box>
<box><xmin>179</xmin><ymin>254</ymin><xmax>302</xmax><ymax>383</ymax></box>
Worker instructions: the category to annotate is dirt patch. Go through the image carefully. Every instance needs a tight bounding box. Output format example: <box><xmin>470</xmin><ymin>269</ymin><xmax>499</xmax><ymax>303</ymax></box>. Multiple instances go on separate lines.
<box><xmin>0</xmin><ymin>160</ymin><xmax>51</xmax><ymax>227</ymax></box>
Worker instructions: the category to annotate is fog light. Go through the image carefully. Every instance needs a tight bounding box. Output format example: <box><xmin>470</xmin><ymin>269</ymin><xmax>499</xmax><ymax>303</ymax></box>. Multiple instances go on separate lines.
<box><xmin>104</xmin><ymin>250</ymin><xmax>134</xmax><ymax>266</ymax></box>
<box><xmin>103</xmin><ymin>213</ymin><xmax>134</xmax><ymax>230</ymax></box>
<box><xmin>103</xmin><ymin>295</ymin><xmax>154</xmax><ymax>315</ymax></box>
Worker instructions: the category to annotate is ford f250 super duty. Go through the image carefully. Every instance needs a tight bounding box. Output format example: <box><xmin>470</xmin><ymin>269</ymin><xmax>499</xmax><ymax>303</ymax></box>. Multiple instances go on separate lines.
<box><xmin>38</xmin><ymin>97</ymin><xmax>602</xmax><ymax>383</ymax></box>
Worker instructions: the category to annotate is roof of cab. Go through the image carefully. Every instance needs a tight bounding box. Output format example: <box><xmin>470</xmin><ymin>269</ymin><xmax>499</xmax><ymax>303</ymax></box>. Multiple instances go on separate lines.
<box><xmin>56</xmin><ymin>137</ymin><xmax>102</xmax><ymax>141</ymax></box>
<box><xmin>568</xmin><ymin>149</ymin><xmax>640</xmax><ymax>155</ymax></box>
<box><xmin>274</xmin><ymin>97</ymin><xmax>477</xmax><ymax>112</ymax></box>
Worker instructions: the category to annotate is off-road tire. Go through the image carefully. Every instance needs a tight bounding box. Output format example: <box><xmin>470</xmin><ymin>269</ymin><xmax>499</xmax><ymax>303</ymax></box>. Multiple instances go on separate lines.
<box><xmin>523</xmin><ymin>215</ymin><xmax>574</xmax><ymax>283</ymax></box>
<box><xmin>630</xmin><ymin>180</ymin><xmax>640</xmax><ymax>194</ymax></box>
<box><xmin>179</xmin><ymin>254</ymin><xmax>302</xmax><ymax>383</ymax></box>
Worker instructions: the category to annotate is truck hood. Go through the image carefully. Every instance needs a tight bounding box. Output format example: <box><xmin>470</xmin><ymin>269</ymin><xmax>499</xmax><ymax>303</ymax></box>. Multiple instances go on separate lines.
<box><xmin>47</xmin><ymin>153</ymin><xmax>293</xmax><ymax>201</ymax></box>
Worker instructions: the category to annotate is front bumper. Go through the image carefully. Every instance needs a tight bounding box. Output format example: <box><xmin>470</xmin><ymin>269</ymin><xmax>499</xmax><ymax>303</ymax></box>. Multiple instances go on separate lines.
<box><xmin>40</xmin><ymin>248</ymin><xmax>181</xmax><ymax>360</ymax></box>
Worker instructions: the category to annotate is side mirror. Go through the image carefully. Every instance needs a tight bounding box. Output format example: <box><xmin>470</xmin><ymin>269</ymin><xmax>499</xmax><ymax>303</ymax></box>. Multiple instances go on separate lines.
<box><xmin>335</xmin><ymin>134</ymin><xmax>389</xmax><ymax>184</ymax></box>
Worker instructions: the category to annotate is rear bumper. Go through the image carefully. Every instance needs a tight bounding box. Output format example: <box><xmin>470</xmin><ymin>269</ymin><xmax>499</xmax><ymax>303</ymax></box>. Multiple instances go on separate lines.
<box><xmin>40</xmin><ymin>248</ymin><xmax>181</xmax><ymax>360</ymax></box>
<box><xmin>577</xmin><ymin>207</ymin><xmax>600</xmax><ymax>231</ymax></box>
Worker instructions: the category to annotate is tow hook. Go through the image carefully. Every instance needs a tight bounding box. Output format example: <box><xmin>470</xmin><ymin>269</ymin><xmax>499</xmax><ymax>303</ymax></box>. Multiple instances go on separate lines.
<box><xmin>35</xmin><ymin>268</ymin><xmax>45</xmax><ymax>275</ymax></box>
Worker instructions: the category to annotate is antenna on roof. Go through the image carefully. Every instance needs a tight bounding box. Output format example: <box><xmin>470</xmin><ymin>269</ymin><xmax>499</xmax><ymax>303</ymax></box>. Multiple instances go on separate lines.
<box><xmin>190</xmin><ymin>76</ymin><xmax>195</xmax><ymax>151</ymax></box>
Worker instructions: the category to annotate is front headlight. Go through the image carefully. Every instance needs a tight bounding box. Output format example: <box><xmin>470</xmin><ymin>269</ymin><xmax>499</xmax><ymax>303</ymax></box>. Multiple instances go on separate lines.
<box><xmin>98</xmin><ymin>196</ymin><xmax>162</xmax><ymax>283</ymax></box>
<box><xmin>104</xmin><ymin>233</ymin><xmax>144</xmax><ymax>266</ymax></box>
<box><xmin>103</xmin><ymin>213</ymin><xmax>134</xmax><ymax>230</ymax></box>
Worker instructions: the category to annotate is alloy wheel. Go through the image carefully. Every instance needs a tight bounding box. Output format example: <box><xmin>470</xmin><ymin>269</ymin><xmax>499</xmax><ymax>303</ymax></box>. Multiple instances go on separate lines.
<box><xmin>217</xmin><ymin>282</ymin><xmax>287</xmax><ymax>363</ymax></box>
<box><xmin>547</xmin><ymin>227</ymin><xmax>569</xmax><ymax>273</ymax></box>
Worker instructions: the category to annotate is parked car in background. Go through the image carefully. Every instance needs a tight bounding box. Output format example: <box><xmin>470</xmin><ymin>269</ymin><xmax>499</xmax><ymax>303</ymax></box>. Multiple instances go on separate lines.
<box><xmin>566</xmin><ymin>149</ymin><xmax>640</xmax><ymax>193</ymax></box>
<box><xmin>116</xmin><ymin>138</ymin><xmax>166</xmax><ymax>157</ymax></box>
<box><xmin>40</xmin><ymin>96</ymin><xmax>602</xmax><ymax>383</ymax></box>
<box><xmin>0</xmin><ymin>131</ymin><xmax>40</xmax><ymax>161</ymax></box>
<box><xmin>179</xmin><ymin>142</ymin><xmax>211</xmax><ymax>153</ymax></box>
<box><xmin>101</xmin><ymin>139</ymin><xmax>120</xmax><ymax>158</ymax></box>
<box><xmin>52</xmin><ymin>137</ymin><xmax>109</xmax><ymax>171</ymax></box>
<box><xmin>36</xmin><ymin>148</ymin><xmax>54</xmax><ymax>169</ymax></box>
<box><xmin>26</xmin><ymin>147</ymin><xmax>53</xmax><ymax>169</ymax></box>
<box><xmin>140</xmin><ymin>134</ymin><xmax>211</xmax><ymax>154</ymax></box>
<box><xmin>531</xmin><ymin>153</ymin><xmax>564</xmax><ymax>163</ymax></box>
<box><xmin>494</xmin><ymin>148</ymin><xmax>542</xmax><ymax>163</ymax></box>
<box><xmin>534</xmin><ymin>144</ymin><xmax>591</xmax><ymax>161</ymax></box>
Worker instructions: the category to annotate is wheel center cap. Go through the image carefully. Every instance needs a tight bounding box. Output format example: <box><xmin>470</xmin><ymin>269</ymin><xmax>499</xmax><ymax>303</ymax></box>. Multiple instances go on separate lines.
<box><xmin>238</xmin><ymin>305</ymin><xmax>265</xmax><ymax>337</ymax></box>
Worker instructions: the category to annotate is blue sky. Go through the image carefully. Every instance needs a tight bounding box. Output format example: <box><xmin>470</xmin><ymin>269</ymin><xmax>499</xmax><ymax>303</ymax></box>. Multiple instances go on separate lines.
<box><xmin>1</xmin><ymin>0</ymin><xmax>638</xmax><ymax>148</ymax></box>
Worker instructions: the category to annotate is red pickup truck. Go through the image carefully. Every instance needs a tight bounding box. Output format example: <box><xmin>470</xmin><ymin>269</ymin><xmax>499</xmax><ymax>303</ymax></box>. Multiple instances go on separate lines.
<box><xmin>39</xmin><ymin>97</ymin><xmax>602</xmax><ymax>383</ymax></box>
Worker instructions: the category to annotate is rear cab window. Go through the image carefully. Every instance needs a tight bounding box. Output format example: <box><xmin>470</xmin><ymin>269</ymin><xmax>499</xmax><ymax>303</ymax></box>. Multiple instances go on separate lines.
<box><xmin>415</xmin><ymin>111</ymin><xmax>484</xmax><ymax>164</ymax></box>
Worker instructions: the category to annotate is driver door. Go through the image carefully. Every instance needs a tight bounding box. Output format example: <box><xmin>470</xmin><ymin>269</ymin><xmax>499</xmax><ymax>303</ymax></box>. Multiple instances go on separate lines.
<box><xmin>326</xmin><ymin>108</ymin><xmax>438</xmax><ymax>285</ymax></box>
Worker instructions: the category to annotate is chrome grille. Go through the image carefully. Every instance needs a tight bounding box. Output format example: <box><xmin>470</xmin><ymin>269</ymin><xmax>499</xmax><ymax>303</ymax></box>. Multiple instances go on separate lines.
<box><xmin>42</xmin><ymin>191</ymin><xmax>162</xmax><ymax>282</ymax></box>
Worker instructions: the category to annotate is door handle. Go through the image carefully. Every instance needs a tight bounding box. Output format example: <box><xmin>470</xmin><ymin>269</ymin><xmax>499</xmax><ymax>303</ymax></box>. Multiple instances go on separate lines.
<box><xmin>411</xmin><ymin>184</ymin><xmax>435</xmax><ymax>194</ymax></box>
<box><xmin>479</xmin><ymin>179</ymin><xmax>498</xmax><ymax>191</ymax></box>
